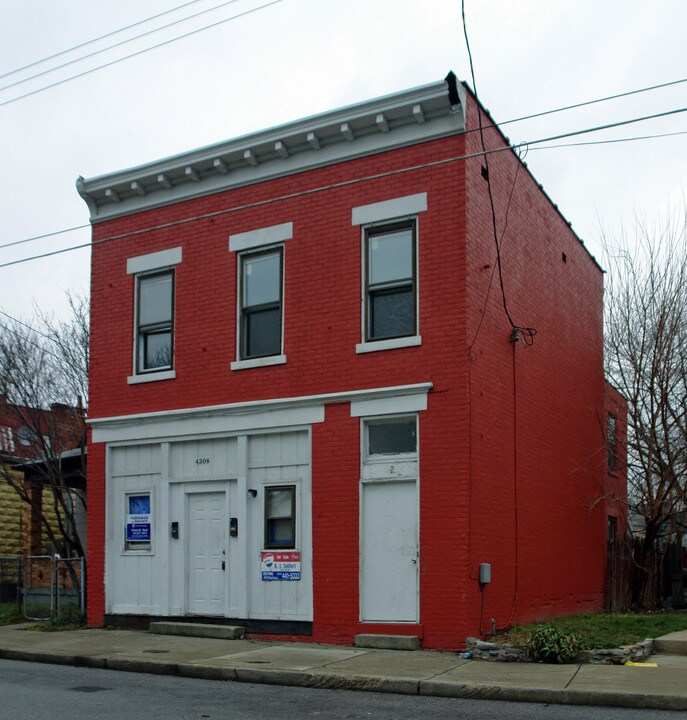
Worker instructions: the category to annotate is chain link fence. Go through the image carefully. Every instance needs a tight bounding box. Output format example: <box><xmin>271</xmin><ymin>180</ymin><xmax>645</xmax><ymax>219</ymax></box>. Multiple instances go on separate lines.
<box><xmin>0</xmin><ymin>555</ymin><xmax>85</xmax><ymax>621</ymax></box>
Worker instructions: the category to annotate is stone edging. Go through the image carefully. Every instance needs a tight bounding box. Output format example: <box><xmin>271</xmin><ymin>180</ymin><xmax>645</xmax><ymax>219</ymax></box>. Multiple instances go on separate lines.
<box><xmin>464</xmin><ymin>637</ymin><xmax>655</xmax><ymax>665</ymax></box>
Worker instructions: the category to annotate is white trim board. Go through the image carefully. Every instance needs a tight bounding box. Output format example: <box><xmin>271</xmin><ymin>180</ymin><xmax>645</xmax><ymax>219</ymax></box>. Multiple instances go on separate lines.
<box><xmin>90</xmin><ymin>382</ymin><xmax>432</xmax><ymax>444</ymax></box>
<box><xmin>127</xmin><ymin>247</ymin><xmax>182</xmax><ymax>274</ymax></box>
<box><xmin>352</xmin><ymin>193</ymin><xmax>427</xmax><ymax>226</ymax></box>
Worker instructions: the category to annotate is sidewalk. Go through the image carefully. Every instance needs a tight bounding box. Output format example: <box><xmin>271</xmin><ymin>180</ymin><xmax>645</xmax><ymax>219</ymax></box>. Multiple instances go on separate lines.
<box><xmin>1</xmin><ymin>623</ymin><xmax>687</xmax><ymax>711</ymax></box>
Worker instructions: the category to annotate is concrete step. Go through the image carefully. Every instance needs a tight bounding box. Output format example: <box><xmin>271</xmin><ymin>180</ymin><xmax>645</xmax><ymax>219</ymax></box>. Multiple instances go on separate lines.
<box><xmin>149</xmin><ymin>621</ymin><xmax>245</xmax><ymax>640</ymax></box>
<box><xmin>654</xmin><ymin>631</ymin><xmax>687</xmax><ymax>655</ymax></box>
<box><xmin>355</xmin><ymin>633</ymin><xmax>420</xmax><ymax>651</ymax></box>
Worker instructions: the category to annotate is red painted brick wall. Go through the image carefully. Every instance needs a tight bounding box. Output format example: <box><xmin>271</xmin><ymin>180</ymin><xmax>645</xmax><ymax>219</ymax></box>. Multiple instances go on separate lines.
<box><xmin>462</xmin><ymin>93</ymin><xmax>607</xmax><ymax>641</ymax></box>
<box><xmin>87</xmin><ymin>89</ymin><xmax>608</xmax><ymax>647</ymax></box>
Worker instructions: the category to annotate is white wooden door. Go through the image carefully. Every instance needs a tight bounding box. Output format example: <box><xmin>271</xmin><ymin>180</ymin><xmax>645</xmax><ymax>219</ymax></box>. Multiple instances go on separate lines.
<box><xmin>187</xmin><ymin>491</ymin><xmax>227</xmax><ymax>615</ymax></box>
<box><xmin>360</xmin><ymin>480</ymin><xmax>418</xmax><ymax>622</ymax></box>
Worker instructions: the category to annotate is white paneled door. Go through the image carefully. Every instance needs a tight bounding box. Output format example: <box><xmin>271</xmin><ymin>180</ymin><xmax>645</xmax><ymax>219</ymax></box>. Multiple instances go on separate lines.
<box><xmin>360</xmin><ymin>480</ymin><xmax>418</xmax><ymax>622</ymax></box>
<box><xmin>187</xmin><ymin>492</ymin><xmax>227</xmax><ymax>615</ymax></box>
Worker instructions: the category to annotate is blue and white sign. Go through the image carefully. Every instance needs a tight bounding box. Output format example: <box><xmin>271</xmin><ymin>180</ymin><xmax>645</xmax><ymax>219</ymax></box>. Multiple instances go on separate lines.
<box><xmin>126</xmin><ymin>495</ymin><xmax>151</xmax><ymax>543</ymax></box>
<box><xmin>261</xmin><ymin>552</ymin><xmax>301</xmax><ymax>581</ymax></box>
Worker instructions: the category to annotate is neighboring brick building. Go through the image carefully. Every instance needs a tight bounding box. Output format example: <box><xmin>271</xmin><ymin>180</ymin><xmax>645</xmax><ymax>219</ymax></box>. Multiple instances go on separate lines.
<box><xmin>78</xmin><ymin>73</ymin><xmax>621</xmax><ymax>649</ymax></box>
<box><xmin>0</xmin><ymin>395</ymin><xmax>86</xmax><ymax>561</ymax></box>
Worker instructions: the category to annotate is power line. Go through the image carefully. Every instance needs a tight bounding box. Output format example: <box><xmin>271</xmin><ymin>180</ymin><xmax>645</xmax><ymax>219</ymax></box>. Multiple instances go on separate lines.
<box><xmin>0</xmin><ymin>0</ymin><xmax>205</xmax><ymax>82</ymax></box>
<box><xmin>0</xmin><ymin>0</ymin><xmax>285</xmax><ymax>109</ymax></box>
<box><xmin>0</xmin><ymin>224</ymin><xmax>90</xmax><ymax>252</ymax></box>
<box><xmin>2</xmin><ymin>105</ymin><xmax>685</xmax><ymax>270</ymax></box>
<box><xmin>0</xmin><ymin>0</ymin><xmax>246</xmax><ymax>95</ymax></box>
<box><xmin>526</xmin><ymin>129</ymin><xmax>687</xmax><ymax>151</ymax></box>
<box><xmin>1</xmin><ymin>74</ymin><xmax>684</xmax><ymax>252</ymax></box>
<box><xmin>498</xmin><ymin>77</ymin><xmax>687</xmax><ymax>129</ymax></box>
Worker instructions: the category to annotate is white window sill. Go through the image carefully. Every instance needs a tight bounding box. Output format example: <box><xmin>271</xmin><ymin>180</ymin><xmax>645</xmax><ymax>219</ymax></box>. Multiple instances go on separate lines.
<box><xmin>356</xmin><ymin>336</ymin><xmax>422</xmax><ymax>354</ymax></box>
<box><xmin>127</xmin><ymin>369</ymin><xmax>176</xmax><ymax>385</ymax></box>
<box><xmin>231</xmin><ymin>354</ymin><xmax>287</xmax><ymax>371</ymax></box>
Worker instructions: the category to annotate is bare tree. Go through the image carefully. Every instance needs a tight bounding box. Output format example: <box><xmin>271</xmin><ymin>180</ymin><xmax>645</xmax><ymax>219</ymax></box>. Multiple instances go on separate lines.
<box><xmin>0</xmin><ymin>291</ymin><xmax>89</xmax><ymax>594</ymax></box>
<box><xmin>604</xmin><ymin>209</ymin><xmax>687</xmax><ymax>607</ymax></box>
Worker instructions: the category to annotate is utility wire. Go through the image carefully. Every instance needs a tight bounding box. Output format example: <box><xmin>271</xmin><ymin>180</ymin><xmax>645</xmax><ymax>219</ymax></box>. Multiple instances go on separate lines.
<box><xmin>0</xmin><ymin>224</ymin><xmax>90</xmax><ymax>252</ymax></box>
<box><xmin>526</xmin><ymin>128</ymin><xmax>687</xmax><ymax>151</ymax></box>
<box><xmin>0</xmin><ymin>0</ymin><xmax>284</xmax><ymax>109</ymax></box>
<box><xmin>462</xmin><ymin>0</ymin><xmax>522</xmax><ymax>333</ymax></box>
<box><xmin>0</xmin><ymin>0</ymin><xmax>246</xmax><ymax>95</ymax></box>
<box><xmin>498</xmin><ymin>77</ymin><xmax>687</xmax><ymax>129</ymax></box>
<box><xmin>1</xmin><ymin>74</ymin><xmax>683</xmax><ymax>251</ymax></box>
<box><xmin>0</xmin><ymin>0</ymin><xmax>205</xmax><ymax>82</ymax></box>
<box><xmin>0</xmin><ymin>309</ymin><xmax>56</xmax><ymax>341</ymax></box>
<box><xmin>3</xmin><ymin>105</ymin><xmax>685</xmax><ymax>270</ymax></box>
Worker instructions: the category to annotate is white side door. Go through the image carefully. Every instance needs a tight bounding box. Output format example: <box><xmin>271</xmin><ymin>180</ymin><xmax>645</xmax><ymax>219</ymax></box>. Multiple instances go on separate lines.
<box><xmin>187</xmin><ymin>491</ymin><xmax>227</xmax><ymax>615</ymax></box>
<box><xmin>360</xmin><ymin>480</ymin><xmax>418</xmax><ymax>622</ymax></box>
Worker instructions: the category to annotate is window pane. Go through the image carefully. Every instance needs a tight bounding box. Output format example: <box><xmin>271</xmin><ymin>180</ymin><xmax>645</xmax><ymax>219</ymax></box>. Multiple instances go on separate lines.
<box><xmin>368</xmin><ymin>420</ymin><xmax>417</xmax><ymax>455</ymax></box>
<box><xmin>369</xmin><ymin>228</ymin><xmax>413</xmax><ymax>285</ymax></box>
<box><xmin>143</xmin><ymin>330</ymin><xmax>172</xmax><ymax>369</ymax></box>
<box><xmin>243</xmin><ymin>253</ymin><xmax>280</xmax><ymax>307</ymax></box>
<box><xmin>128</xmin><ymin>495</ymin><xmax>150</xmax><ymax>514</ymax></box>
<box><xmin>244</xmin><ymin>307</ymin><xmax>281</xmax><ymax>358</ymax></box>
<box><xmin>266</xmin><ymin>488</ymin><xmax>293</xmax><ymax>517</ymax></box>
<box><xmin>370</xmin><ymin>287</ymin><xmax>414</xmax><ymax>339</ymax></box>
<box><xmin>267</xmin><ymin>518</ymin><xmax>293</xmax><ymax>546</ymax></box>
<box><xmin>139</xmin><ymin>274</ymin><xmax>172</xmax><ymax>326</ymax></box>
<box><xmin>265</xmin><ymin>486</ymin><xmax>295</xmax><ymax>549</ymax></box>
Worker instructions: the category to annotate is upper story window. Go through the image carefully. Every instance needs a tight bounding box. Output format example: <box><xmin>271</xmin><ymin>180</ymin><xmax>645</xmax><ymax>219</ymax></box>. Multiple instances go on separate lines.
<box><xmin>607</xmin><ymin>413</ymin><xmax>618</xmax><ymax>472</ymax></box>
<box><xmin>136</xmin><ymin>271</ymin><xmax>174</xmax><ymax>372</ymax></box>
<box><xmin>0</xmin><ymin>426</ymin><xmax>14</xmax><ymax>454</ymax></box>
<box><xmin>229</xmin><ymin>222</ymin><xmax>291</xmax><ymax>371</ymax></box>
<box><xmin>126</xmin><ymin>247</ymin><xmax>181</xmax><ymax>384</ymax></box>
<box><xmin>365</xmin><ymin>221</ymin><xmax>416</xmax><ymax>342</ymax></box>
<box><xmin>240</xmin><ymin>248</ymin><xmax>283</xmax><ymax>360</ymax></box>
<box><xmin>352</xmin><ymin>193</ymin><xmax>426</xmax><ymax>354</ymax></box>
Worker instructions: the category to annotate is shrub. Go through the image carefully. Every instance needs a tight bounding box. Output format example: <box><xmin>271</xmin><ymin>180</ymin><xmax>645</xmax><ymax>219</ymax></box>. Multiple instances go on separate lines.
<box><xmin>526</xmin><ymin>625</ymin><xmax>582</xmax><ymax>663</ymax></box>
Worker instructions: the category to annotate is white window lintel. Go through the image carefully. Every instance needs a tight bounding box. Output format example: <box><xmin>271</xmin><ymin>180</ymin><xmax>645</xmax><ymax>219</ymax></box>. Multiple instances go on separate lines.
<box><xmin>127</xmin><ymin>247</ymin><xmax>182</xmax><ymax>275</ymax></box>
<box><xmin>352</xmin><ymin>193</ymin><xmax>427</xmax><ymax>226</ymax></box>
<box><xmin>229</xmin><ymin>222</ymin><xmax>293</xmax><ymax>252</ymax></box>
<box><xmin>350</xmin><ymin>391</ymin><xmax>428</xmax><ymax>417</ymax></box>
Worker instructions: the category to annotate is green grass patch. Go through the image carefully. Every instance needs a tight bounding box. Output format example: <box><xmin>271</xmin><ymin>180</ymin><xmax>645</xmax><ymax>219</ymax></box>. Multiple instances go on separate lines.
<box><xmin>498</xmin><ymin>612</ymin><xmax>687</xmax><ymax>650</ymax></box>
<box><xmin>25</xmin><ymin>604</ymin><xmax>85</xmax><ymax>632</ymax></box>
<box><xmin>0</xmin><ymin>602</ymin><xmax>23</xmax><ymax>625</ymax></box>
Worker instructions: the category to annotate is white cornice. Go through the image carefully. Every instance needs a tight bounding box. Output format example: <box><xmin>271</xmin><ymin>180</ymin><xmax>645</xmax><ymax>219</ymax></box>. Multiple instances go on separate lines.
<box><xmin>89</xmin><ymin>382</ymin><xmax>433</xmax><ymax>444</ymax></box>
<box><xmin>76</xmin><ymin>77</ymin><xmax>465</xmax><ymax>223</ymax></box>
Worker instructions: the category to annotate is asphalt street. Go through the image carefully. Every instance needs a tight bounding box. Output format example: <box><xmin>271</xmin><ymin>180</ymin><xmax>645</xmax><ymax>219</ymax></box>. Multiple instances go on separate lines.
<box><xmin>2</xmin><ymin>660</ymin><xmax>684</xmax><ymax>720</ymax></box>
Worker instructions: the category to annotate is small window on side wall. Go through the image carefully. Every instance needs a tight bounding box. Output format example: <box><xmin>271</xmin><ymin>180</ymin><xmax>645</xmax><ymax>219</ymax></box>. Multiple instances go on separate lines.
<box><xmin>607</xmin><ymin>414</ymin><xmax>618</xmax><ymax>472</ymax></box>
<box><xmin>136</xmin><ymin>271</ymin><xmax>174</xmax><ymax>373</ymax></box>
<box><xmin>125</xmin><ymin>492</ymin><xmax>152</xmax><ymax>551</ymax></box>
<box><xmin>365</xmin><ymin>221</ymin><xmax>416</xmax><ymax>342</ymax></box>
<box><xmin>264</xmin><ymin>485</ymin><xmax>295</xmax><ymax>549</ymax></box>
<box><xmin>367</xmin><ymin>417</ymin><xmax>417</xmax><ymax>456</ymax></box>
<box><xmin>240</xmin><ymin>248</ymin><xmax>283</xmax><ymax>359</ymax></box>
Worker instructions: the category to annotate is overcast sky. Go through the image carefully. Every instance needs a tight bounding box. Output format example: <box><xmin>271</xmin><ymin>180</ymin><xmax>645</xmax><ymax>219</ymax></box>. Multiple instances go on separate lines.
<box><xmin>0</xmin><ymin>0</ymin><xmax>685</xmax><ymax>322</ymax></box>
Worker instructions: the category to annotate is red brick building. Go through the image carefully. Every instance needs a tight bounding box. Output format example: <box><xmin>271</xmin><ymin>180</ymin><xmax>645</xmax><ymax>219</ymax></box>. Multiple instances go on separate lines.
<box><xmin>79</xmin><ymin>73</ymin><xmax>618</xmax><ymax>649</ymax></box>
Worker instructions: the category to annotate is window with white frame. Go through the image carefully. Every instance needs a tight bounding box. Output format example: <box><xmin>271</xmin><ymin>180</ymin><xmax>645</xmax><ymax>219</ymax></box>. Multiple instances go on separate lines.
<box><xmin>264</xmin><ymin>485</ymin><xmax>296</xmax><ymax>549</ymax></box>
<box><xmin>127</xmin><ymin>247</ymin><xmax>181</xmax><ymax>382</ymax></box>
<box><xmin>124</xmin><ymin>492</ymin><xmax>152</xmax><ymax>552</ymax></box>
<box><xmin>352</xmin><ymin>193</ymin><xmax>426</xmax><ymax>353</ymax></box>
<box><xmin>136</xmin><ymin>271</ymin><xmax>174</xmax><ymax>373</ymax></box>
<box><xmin>365</xmin><ymin>416</ymin><xmax>417</xmax><ymax>457</ymax></box>
<box><xmin>239</xmin><ymin>248</ymin><xmax>283</xmax><ymax>360</ymax></box>
<box><xmin>364</xmin><ymin>221</ymin><xmax>417</xmax><ymax>342</ymax></box>
<box><xmin>229</xmin><ymin>222</ymin><xmax>291</xmax><ymax>369</ymax></box>
<box><xmin>0</xmin><ymin>426</ymin><xmax>15</xmax><ymax>454</ymax></box>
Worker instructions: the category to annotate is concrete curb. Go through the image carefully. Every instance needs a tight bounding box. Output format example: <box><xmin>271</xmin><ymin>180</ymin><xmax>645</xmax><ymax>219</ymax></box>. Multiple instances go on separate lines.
<box><xmin>3</xmin><ymin>646</ymin><xmax>687</xmax><ymax>711</ymax></box>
